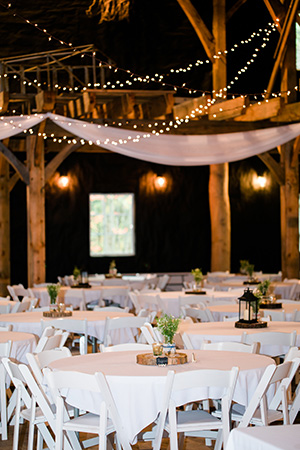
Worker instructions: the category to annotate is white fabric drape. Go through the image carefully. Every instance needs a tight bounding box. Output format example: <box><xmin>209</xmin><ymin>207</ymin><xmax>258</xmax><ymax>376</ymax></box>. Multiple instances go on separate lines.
<box><xmin>1</xmin><ymin>112</ymin><xmax>300</xmax><ymax>166</ymax></box>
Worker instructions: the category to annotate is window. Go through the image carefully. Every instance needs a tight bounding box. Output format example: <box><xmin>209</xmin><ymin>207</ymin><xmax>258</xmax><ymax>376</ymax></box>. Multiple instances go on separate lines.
<box><xmin>90</xmin><ymin>193</ymin><xmax>135</xmax><ymax>257</ymax></box>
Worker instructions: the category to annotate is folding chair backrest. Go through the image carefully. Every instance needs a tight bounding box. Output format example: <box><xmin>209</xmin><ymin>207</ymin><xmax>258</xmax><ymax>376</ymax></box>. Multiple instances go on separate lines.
<box><xmin>181</xmin><ymin>332</ymin><xmax>194</xmax><ymax>349</ymax></box>
<box><xmin>103</xmin><ymin>315</ymin><xmax>148</xmax><ymax>346</ymax></box>
<box><xmin>95</xmin><ymin>371</ymin><xmax>133</xmax><ymax>450</ymax></box>
<box><xmin>34</xmin><ymin>334</ymin><xmax>64</xmax><ymax>354</ymax></box>
<box><xmin>200</xmin><ymin>340</ymin><xmax>260</xmax><ymax>354</ymax></box>
<box><xmin>100</xmin><ymin>343</ymin><xmax>153</xmax><ymax>352</ymax></box>
<box><xmin>0</xmin><ymin>324</ymin><xmax>12</xmax><ymax>331</ymax></box>
<box><xmin>0</xmin><ymin>304</ymin><xmax>10</xmax><ymax>314</ymax></box>
<box><xmin>238</xmin><ymin>362</ymin><xmax>292</xmax><ymax>428</ymax></box>
<box><xmin>26</xmin><ymin>347</ymin><xmax>72</xmax><ymax>385</ymax></box>
<box><xmin>41</xmin><ymin>318</ymin><xmax>88</xmax><ymax>354</ymax></box>
<box><xmin>242</xmin><ymin>330</ymin><xmax>297</xmax><ymax>354</ymax></box>
<box><xmin>7</xmin><ymin>285</ymin><xmax>19</xmax><ymax>302</ymax></box>
<box><xmin>184</xmin><ymin>307</ymin><xmax>211</xmax><ymax>322</ymax></box>
<box><xmin>128</xmin><ymin>292</ymin><xmax>142</xmax><ymax>314</ymax></box>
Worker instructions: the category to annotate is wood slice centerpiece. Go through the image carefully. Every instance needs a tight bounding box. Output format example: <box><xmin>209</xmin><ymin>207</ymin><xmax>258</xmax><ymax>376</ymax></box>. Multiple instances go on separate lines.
<box><xmin>43</xmin><ymin>310</ymin><xmax>72</xmax><ymax>318</ymax></box>
<box><xmin>235</xmin><ymin>320</ymin><xmax>268</xmax><ymax>329</ymax></box>
<box><xmin>136</xmin><ymin>352</ymin><xmax>188</xmax><ymax>366</ymax></box>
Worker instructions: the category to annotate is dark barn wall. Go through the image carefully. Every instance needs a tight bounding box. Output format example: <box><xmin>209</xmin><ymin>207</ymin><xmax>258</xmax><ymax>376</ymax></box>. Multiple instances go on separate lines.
<box><xmin>9</xmin><ymin>152</ymin><xmax>281</xmax><ymax>286</ymax></box>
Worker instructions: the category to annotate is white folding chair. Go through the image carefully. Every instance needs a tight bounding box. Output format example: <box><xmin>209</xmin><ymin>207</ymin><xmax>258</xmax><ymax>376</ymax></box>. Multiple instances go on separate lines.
<box><xmin>181</xmin><ymin>332</ymin><xmax>194</xmax><ymax>350</ymax></box>
<box><xmin>0</xmin><ymin>341</ymin><xmax>12</xmax><ymax>440</ymax></box>
<box><xmin>93</xmin><ymin>305</ymin><xmax>129</xmax><ymax>312</ymax></box>
<box><xmin>99</xmin><ymin>343</ymin><xmax>152</xmax><ymax>352</ymax></box>
<box><xmin>154</xmin><ymin>366</ymin><xmax>239</xmax><ymax>450</ymax></box>
<box><xmin>156</xmin><ymin>274</ymin><xmax>170</xmax><ymax>291</ymax></box>
<box><xmin>103</xmin><ymin>315</ymin><xmax>149</xmax><ymax>347</ymax></box>
<box><xmin>136</xmin><ymin>293</ymin><xmax>165</xmax><ymax>315</ymax></box>
<box><xmin>0</xmin><ymin>325</ymin><xmax>12</xmax><ymax>331</ymax></box>
<box><xmin>26</xmin><ymin>347</ymin><xmax>72</xmax><ymax>386</ymax></box>
<box><xmin>2</xmin><ymin>358</ymin><xmax>58</xmax><ymax>450</ymax></box>
<box><xmin>34</xmin><ymin>333</ymin><xmax>68</xmax><ymax>354</ymax></box>
<box><xmin>291</xmin><ymin>309</ymin><xmax>300</xmax><ymax>321</ymax></box>
<box><xmin>228</xmin><ymin>359</ymin><xmax>300</xmax><ymax>427</ymax></box>
<box><xmin>263</xmin><ymin>310</ymin><xmax>286</xmax><ymax>321</ymax></box>
<box><xmin>128</xmin><ymin>291</ymin><xmax>143</xmax><ymax>315</ymax></box>
<box><xmin>140</xmin><ymin>322</ymin><xmax>163</xmax><ymax>345</ymax></box>
<box><xmin>183</xmin><ymin>307</ymin><xmax>213</xmax><ymax>322</ymax></box>
<box><xmin>41</xmin><ymin>318</ymin><xmax>88</xmax><ymax>354</ymax></box>
<box><xmin>0</xmin><ymin>304</ymin><xmax>10</xmax><ymax>314</ymax></box>
<box><xmin>241</xmin><ymin>330</ymin><xmax>297</xmax><ymax>357</ymax></box>
<box><xmin>44</xmin><ymin>368</ymin><xmax>131</xmax><ymax>450</ymax></box>
<box><xmin>200</xmin><ymin>340</ymin><xmax>260</xmax><ymax>353</ymax></box>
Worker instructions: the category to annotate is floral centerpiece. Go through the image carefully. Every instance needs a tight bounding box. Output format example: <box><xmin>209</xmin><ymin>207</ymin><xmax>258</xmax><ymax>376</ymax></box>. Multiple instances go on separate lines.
<box><xmin>73</xmin><ymin>266</ymin><xmax>81</xmax><ymax>284</ymax></box>
<box><xmin>191</xmin><ymin>268</ymin><xmax>204</xmax><ymax>291</ymax></box>
<box><xmin>254</xmin><ymin>279</ymin><xmax>272</xmax><ymax>305</ymax></box>
<box><xmin>47</xmin><ymin>284</ymin><xmax>61</xmax><ymax>305</ymax></box>
<box><xmin>109</xmin><ymin>259</ymin><xmax>117</xmax><ymax>276</ymax></box>
<box><xmin>157</xmin><ymin>314</ymin><xmax>180</xmax><ymax>355</ymax></box>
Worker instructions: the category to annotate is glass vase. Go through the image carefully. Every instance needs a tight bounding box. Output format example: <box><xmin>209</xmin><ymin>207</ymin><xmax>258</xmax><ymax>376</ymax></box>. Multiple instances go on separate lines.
<box><xmin>162</xmin><ymin>342</ymin><xmax>176</xmax><ymax>356</ymax></box>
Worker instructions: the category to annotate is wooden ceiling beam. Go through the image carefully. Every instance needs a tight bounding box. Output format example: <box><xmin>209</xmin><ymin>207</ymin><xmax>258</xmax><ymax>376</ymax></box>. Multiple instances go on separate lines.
<box><xmin>0</xmin><ymin>141</ymin><xmax>29</xmax><ymax>184</ymax></box>
<box><xmin>45</xmin><ymin>142</ymin><xmax>82</xmax><ymax>183</ymax></box>
<box><xmin>263</xmin><ymin>0</ymin><xmax>287</xmax><ymax>32</ymax></box>
<box><xmin>176</xmin><ymin>0</ymin><xmax>215</xmax><ymax>61</ymax></box>
<box><xmin>226</xmin><ymin>0</ymin><xmax>248</xmax><ymax>22</ymax></box>
<box><xmin>258</xmin><ymin>151</ymin><xmax>285</xmax><ymax>185</ymax></box>
<box><xmin>234</xmin><ymin>97</ymin><xmax>283</xmax><ymax>121</ymax></box>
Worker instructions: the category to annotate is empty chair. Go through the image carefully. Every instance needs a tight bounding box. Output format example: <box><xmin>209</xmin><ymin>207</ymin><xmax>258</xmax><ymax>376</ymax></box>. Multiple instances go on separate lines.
<box><xmin>155</xmin><ymin>366</ymin><xmax>239</xmax><ymax>450</ymax></box>
<box><xmin>0</xmin><ymin>304</ymin><xmax>10</xmax><ymax>314</ymax></box>
<box><xmin>103</xmin><ymin>315</ymin><xmax>149</xmax><ymax>347</ymax></box>
<box><xmin>26</xmin><ymin>347</ymin><xmax>72</xmax><ymax>385</ymax></box>
<box><xmin>10</xmin><ymin>299</ymin><xmax>32</xmax><ymax>313</ymax></box>
<box><xmin>200</xmin><ymin>340</ymin><xmax>260</xmax><ymax>354</ymax></box>
<box><xmin>44</xmin><ymin>368</ymin><xmax>132</xmax><ymax>450</ymax></box>
<box><xmin>291</xmin><ymin>309</ymin><xmax>300</xmax><ymax>321</ymax></box>
<box><xmin>137</xmin><ymin>293</ymin><xmax>165</xmax><ymax>315</ymax></box>
<box><xmin>93</xmin><ymin>305</ymin><xmax>129</xmax><ymax>312</ymax></box>
<box><xmin>140</xmin><ymin>322</ymin><xmax>163</xmax><ymax>345</ymax></box>
<box><xmin>128</xmin><ymin>291</ymin><xmax>143</xmax><ymax>315</ymax></box>
<box><xmin>41</xmin><ymin>318</ymin><xmax>88</xmax><ymax>354</ymax></box>
<box><xmin>0</xmin><ymin>325</ymin><xmax>12</xmax><ymax>331</ymax></box>
<box><xmin>183</xmin><ymin>307</ymin><xmax>213</xmax><ymax>322</ymax></box>
<box><xmin>263</xmin><ymin>310</ymin><xmax>286</xmax><ymax>321</ymax></box>
<box><xmin>2</xmin><ymin>357</ymin><xmax>57</xmax><ymax>450</ymax></box>
<box><xmin>156</xmin><ymin>274</ymin><xmax>170</xmax><ymax>291</ymax></box>
<box><xmin>99</xmin><ymin>343</ymin><xmax>153</xmax><ymax>352</ymax></box>
<box><xmin>228</xmin><ymin>359</ymin><xmax>300</xmax><ymax>427</ymax></box>
<box><xmin>181</xmin><ymin>332</ymin><xmax>194</xmax><ymax>349</ymax></box>
<box><xmin>0</xmin><ymin>341</ymin><xmax>12</xmax><ymax>440</ymax></box>
<box><xmin>241</xmin><ymin>330</ymin><xmax>297</xmax><ymax>358</ymax></box>
<box><xmin>34</xmin><ymin>333</ymin><xmax>68</xmax><ymax>354</ymax></box>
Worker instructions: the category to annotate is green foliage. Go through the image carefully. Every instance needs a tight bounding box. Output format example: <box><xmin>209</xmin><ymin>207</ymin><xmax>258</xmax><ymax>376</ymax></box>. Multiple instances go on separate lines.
<box><xmin>257</xmin><ymin>279</ymin><xmax>271</xmax><ymax>296</ymax></box>
<box><xmin>157</xmin><ymin>314</ymin><xmax>180</xmax><ymax>344</ymax></box>
<box><xmin>191</xmin><ymin>268</ymin><xmax>203</xmax><ymax>283</ymax></box>
<box><xmin>47</xmin><ymin>284</ymin><xmax>61</xmax><ymax>304</ymax></box>
<box><xmin>73</xmin><ymin>266</ymin><xmax>81</xmax><ymax>280</ymax></box>
<box><xmin>240</xmin><ymin>260</ymin><xmax>249</xmax><ymax>273</ymax></box>
<box><xmin>109</xmin><ymin>259</ymin><xmax>116</xmax><ymax>270</ymax></box>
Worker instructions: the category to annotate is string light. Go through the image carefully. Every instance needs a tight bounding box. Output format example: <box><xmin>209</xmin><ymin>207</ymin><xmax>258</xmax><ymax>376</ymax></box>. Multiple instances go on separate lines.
<box><xmin>0</xmin><ymin>1</ymin><xmax>279</xmax><ymax>98</ymax></box>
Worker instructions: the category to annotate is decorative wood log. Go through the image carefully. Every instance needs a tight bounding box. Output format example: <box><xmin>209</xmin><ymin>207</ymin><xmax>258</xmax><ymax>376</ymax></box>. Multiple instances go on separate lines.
<box><xmin>136</xmin><ymin>352</ymin><xmax>188</xmax><ymax>366</ymax></box>
<box><xmin>0</xmin><ymin>149</ymin><xmax>10</xmax><ymax>295</ymax></box>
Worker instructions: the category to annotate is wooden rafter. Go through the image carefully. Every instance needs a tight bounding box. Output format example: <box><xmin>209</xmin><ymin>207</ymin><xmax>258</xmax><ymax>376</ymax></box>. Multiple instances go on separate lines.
<box><xmin>258</xmin><ymin>151</ymin><xmax>285</xmax><ymax>185</ymax></box>
<box><xmin>266</xmin><ymin>0</ymin><xmax>300</xmax><ymax>97</ymax></box>
<box><xmin>0</xmin><ymin>141</ymin><xmax>29</xmax><ymax>184</ymax></box>
<box><xmin>263</xmin><ymin>0</ymin><xmax>287</xmax><ymax>32</ymax></box>
<box><xmin>176</xmin><ymin>0</ymin><xmax>215</xmax><ymax>61</ymax></box>
<box><xmin>45</xmin><ymin>142</ymin><xmax>82</xmax><ymax>183</ymax></box>
<box><xmin>226</xmin><ymin>0</ymin><xmax>248</xmax><ymax>22</ymax></box>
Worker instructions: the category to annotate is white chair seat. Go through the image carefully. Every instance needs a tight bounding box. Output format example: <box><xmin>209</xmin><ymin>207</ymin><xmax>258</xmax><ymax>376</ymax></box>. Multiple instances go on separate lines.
<box><xmin>63</xmin><ymin>412</ymin><xmax>115</xmax><ymax>434</ymax></box>
<box><xmin>169</xmin><ymin>409</ymin><xmax>222</xmax><ymax>429</ymax></box>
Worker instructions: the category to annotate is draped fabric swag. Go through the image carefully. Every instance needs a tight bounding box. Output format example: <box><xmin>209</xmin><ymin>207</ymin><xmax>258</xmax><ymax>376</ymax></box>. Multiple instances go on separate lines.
<box><xmin>1</xmin><ymin>112</ymin><xmax>300</xmax><ymax>166</ymax></box>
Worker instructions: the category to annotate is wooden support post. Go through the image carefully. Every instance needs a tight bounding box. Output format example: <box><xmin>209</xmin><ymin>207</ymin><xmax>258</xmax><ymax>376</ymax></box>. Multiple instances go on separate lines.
<box><xmin>0</xmin><ymin>150</ymin><xmax>10</xmax><ymax>295</ymax></box>
<box><xmin>280</xmin><ymin>141</ymin><xmax>299</xmax><ymax>279</ymax></box>
<box><xmin>209</xmin><ymin>0</ymin><xmax>231</xmax><ymax>271</ymax></box>
<box><xmin>26</xmin><ymin>124</ymin><xmax>46</xmax><ymax>287</ymax></box>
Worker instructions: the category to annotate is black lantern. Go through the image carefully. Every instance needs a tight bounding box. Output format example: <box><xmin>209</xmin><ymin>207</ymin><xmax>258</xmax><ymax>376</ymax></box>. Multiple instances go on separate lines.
<box><xmin>236</xmin><ymin>288</ymin><xmax>259</xmax><ymax>326</ymax></box>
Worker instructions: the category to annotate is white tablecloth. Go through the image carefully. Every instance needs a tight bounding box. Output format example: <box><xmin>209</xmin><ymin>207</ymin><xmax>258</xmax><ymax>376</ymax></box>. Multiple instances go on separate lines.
<box><xmin>208</xmin><ymin>302</ymin><xmax>300</xmax><ymax>322</ymax></box>
<box><xmin>139</xmin><ymin>290</ymin><xmax>242</xmax><ymax>316</ymax></box>
<box><xmin>48</xmin><ymin>349</ymin><xmax>274</xmax><ymax>444</ymax></box>
<box><xmin>0</xmin><ymin>310</ymin><xmax>133</xmax><ymax>342</ymax></box>
<box><xmin>31</xmin><ymin>285</ymin><xmax>130</xmax><ymax>308</ymax></box>
<box><xmin>179</xmin><ymin>321</ymin><xmax>300</xmax><ymax>357</ymax></box>
<box><xmin>0</xmin><ymin>330</ymin><xmax>36</xmax><ymax>363</ymax></box>
<box><xmin>226</xmin><ymin>424</ymin><xmax>300</xmax><ymax>450</ymax></box>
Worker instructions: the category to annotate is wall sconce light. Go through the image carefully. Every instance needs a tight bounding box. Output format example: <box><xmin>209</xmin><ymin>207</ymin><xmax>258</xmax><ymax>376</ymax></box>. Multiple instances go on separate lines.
<box><xmin>57</xmin><ymin>175</ymin><xmax>70</xmax><ymax>189</ymax></box>
<box><xmin>252</xmin><ymin>173</ymin><xmax>267</xmax><ymax>190</ymax></box>
<box><xmin>154</xmin><ymin>176</ymin><xmax>167</xmax><ymax>190</ymax></box>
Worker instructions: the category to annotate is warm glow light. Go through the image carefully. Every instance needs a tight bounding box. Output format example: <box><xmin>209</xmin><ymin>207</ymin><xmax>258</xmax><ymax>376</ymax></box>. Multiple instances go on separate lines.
<box><xmin>155</xmin><ymin>176</ymin><xmax>167</xmax><ymax>189</ymax></box>
<box><xmin>57</xmin><ymin>176</ymin><xmax>70</xmax><ymax>188</ymax></box>
<box><xmin>253</xmin><ymin>174</ymin><xmax>267</xmax><ymax>189</ymax></box>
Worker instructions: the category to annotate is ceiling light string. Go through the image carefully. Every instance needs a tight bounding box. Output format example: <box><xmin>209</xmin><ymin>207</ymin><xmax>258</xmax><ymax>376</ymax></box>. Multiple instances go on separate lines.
<box><xmin>0</xmin><ymin>2</ymin><xmax>281</xmax><ymax>99</ymax></box>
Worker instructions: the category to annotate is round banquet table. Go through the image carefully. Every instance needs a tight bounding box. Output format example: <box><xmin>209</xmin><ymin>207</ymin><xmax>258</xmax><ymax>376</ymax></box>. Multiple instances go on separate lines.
<box><xmin>226</xmin><ymin>424</ymin><xmax>300</xmax><ymax>450</ymax></box>
<box><xmin>31</xmin><ymin>285</ymin><xmax>130</xmax><ymax>308</ymax></box>
<box><xmin>139</xmin><ymin>290</ymin><xmax>242</xmax><ymax>317</ymax></box>
<box><xmin>47</xmin><ymin>349</ymin><xmax>274</xmax><ymax>444</ymax></box>
<box><xmin>179</xmin><ymin>321</ymin><xmax>300</xmax><ymax>357</ymax></box>
<box><xmin>208</xmin><ymin>302</ymin><xmax>300</xmax><ymax>322</ymax></box>
<box><xmin>0</xmin><ymin>310</ymin><xmax>133</xmax><ymax>342</ymax></box>
<box><xmin>0</xmin><ymin>330</ymin><xmax>36</xmax><ymax>363</ymax></box>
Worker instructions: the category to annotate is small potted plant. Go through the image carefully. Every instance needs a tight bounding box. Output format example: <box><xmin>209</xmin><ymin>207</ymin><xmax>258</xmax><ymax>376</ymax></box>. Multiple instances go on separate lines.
<box><xmin>255</xmin><ymin>279</ymin><xmax>272</xmax><ymax>305</ymax></box>
<box><xmin>191</xmin><ymin>268</ymin><xmax>204</xmax><ymax>292</ymax></box>
<box><xmin>109</xmin><ymin>259</ymin><xmax>117</xmax><ymax>276</ymax></box>
<box><xmin>240</xmin><ymin>260</ymin><xmax>249</xmax><ymax>275</ymax></box>
<box><xmin>47</xmin><ymin>284</ymin><xmax>61</xmax><ymax>306</ymax></box>
<box><xmin>157</xmin><ymin>314</ymin><xmax>180</xmax><ymax>356</ymax></box>
<box><xmin>73</xmin><ymin>266</ymin><xmax>81</xmax><ymax>285</ymax></box>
